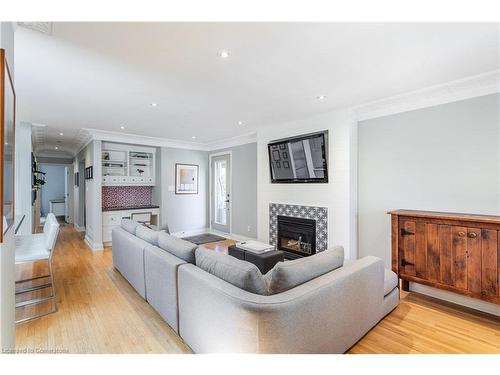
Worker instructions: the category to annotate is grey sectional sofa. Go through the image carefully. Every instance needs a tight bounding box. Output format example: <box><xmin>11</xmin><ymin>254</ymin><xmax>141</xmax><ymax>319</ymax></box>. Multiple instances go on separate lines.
<box><xmin>111</xmin><ymin>220</ymin><xmax>399</xmax><ymax>353</ymax></box>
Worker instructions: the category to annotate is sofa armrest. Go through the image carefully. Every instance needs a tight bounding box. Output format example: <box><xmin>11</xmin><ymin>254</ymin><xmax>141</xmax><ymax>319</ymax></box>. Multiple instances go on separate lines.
<box><xmin>144</xmin><ymin>245</ymin><xmax>186</xmax><ymax>333</ymax></box>
<box><xmin>178</xmin><ymin>256</ymin><xmax>386</xmax><ymax>353</ymax></box>
<box><xmin>111</xmin><ymin>226</ymin><xmax>148</xmax><ymax>298</ymax></box>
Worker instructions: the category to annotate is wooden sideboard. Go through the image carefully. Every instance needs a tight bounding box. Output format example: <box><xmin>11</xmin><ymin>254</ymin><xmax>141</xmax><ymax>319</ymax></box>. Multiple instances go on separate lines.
<box><xmin>388</xmin><ymin>209</ymin><xmax>500</xmax><ymax>305</ymax></box>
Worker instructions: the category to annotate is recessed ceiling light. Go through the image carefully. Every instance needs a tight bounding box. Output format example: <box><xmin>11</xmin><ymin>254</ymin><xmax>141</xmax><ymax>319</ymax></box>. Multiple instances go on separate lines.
<box><xmin>317</xmin><ymin>95</ymin><xmax>327</xmax><ymax>101</ymax></box>
<box><xmin>59</xmin><ymin>132</ymin><xmax>64</xmax><ymax>136</ymax></box>
<box><xmin>220</xmin><ymin>50</ymin><xmax>230</xmax><ymax>59</ymax></box>
<box><xmin>150</xmin><ymin>103</ymin><xmax>158</xmax><ymax>107</ymax></box>
<box><xmin>120</xmin><ymin>126</ymin><xmax>125</xmax><ymax>130</ymax></box>
<box><xmin>55</xmin><ymin>146</ymin><xmax>58</xmax><ymax>150</ymax></box>
<box><xmin>237</xmin><ymin>121</ymin><xmax>244</xmax><ymax>126</ymax></box>
<box><xmin>191</xmin><ymin>136</ymin><xmax>196</xmax><ymax>140</ymax></box>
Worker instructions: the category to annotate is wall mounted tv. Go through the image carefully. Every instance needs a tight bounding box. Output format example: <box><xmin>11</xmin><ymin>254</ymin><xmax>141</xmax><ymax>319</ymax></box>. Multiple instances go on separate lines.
<box><xmin>268</xmin><ymin>130</ymin><xmax>328</xmax><ymax>183</ymax></box>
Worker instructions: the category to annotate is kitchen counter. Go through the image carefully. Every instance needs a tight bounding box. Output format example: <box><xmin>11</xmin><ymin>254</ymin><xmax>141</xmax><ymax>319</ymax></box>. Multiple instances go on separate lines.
<box><xmin>102</xmin><ymin>205</ymin><xmax>160</xmax><ymax>212</ymax></box>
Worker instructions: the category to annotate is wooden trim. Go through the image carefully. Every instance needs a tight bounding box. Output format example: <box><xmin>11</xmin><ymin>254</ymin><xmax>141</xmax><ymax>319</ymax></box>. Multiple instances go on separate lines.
<box><xmin>391</xmin><ymin>214</ymin><xmax>399</xmax><ymax>273</ymax></box>
<box><xmin>388</xmin><ymin>209</ymin><xmax>500</xmax><ymax>224</ymax></box>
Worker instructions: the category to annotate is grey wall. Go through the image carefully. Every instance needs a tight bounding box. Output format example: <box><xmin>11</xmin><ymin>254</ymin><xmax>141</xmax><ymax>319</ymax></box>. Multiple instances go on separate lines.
<box><xmin>39</xmin><ymin>164</ymin><xmax>66</xmax><ymax>216</ymax></box>
<box><xmin>211</xmin><ymin>143</ymin><xmax>258</xmax><ymax>238</ymax></box>
<box><xmin>358</xmin><ymin>94</ymin><xmax>500</xmax><ymax>267</ymax></box>
<box><xmin>160</xmin><ymin>147</ymin><xmax>209</xmax><ymax>233</ymax></box>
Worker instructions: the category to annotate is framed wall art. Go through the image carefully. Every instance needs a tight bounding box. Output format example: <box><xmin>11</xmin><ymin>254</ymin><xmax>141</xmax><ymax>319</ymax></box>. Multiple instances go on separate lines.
<box><xmin>175</xmin><ymin>163</ymin><xmax>198</xmax><ymax>194</ymax></box>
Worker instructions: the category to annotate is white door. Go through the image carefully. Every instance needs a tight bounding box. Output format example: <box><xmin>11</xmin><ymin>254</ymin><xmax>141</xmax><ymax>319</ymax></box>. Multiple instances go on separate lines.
<box><xmin>211</xmin><ymin>153</ymin><xmax>231</xmax><ymax>233</ymax></box>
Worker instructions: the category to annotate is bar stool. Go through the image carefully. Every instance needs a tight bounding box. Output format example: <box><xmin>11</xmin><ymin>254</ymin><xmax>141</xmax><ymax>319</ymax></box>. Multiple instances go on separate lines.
<box><xmin>15</xmin><ymin>213</ymin><xmax>60</xmax><ymax>324</ymax></box>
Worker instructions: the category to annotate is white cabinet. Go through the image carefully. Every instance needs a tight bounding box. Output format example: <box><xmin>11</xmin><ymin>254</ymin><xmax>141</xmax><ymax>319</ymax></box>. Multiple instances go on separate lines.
<box><xmin>102</xmin><ymin>142</ymin><xmax>156</xmax><ymax>186</ymax></box>
<box><xmin>102</xmin><ymin>208</ymin><xmax>160</xmax><ymax>243</ymax></box>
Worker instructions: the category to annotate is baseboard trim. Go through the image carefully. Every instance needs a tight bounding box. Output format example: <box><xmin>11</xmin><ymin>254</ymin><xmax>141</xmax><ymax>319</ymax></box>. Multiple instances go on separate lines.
<box><xmin>171</xmin><ymin>228</ymin><xmax>210</xmax><ymax>238</ymax></box>
<box><xmin>209</xmin><ymin>229</ymin><xmax>257</xmax><ymax>242</ymax></box>
<box><xmin>410</xmin><ymin>282</ymin><xmax>500</xmax><ymax>317</ymax></box>
<box><xmin>74</xmin><ymin>224</ymin><xmax>86</xmax><ymax>232</ymax></box>
<box><xmin>170</xmin><ymin>227</ymin><xmax>257</xmax><ymax>242</ymax></box>
<box><xmin>84</xmin><ymin>235</ymin><xmax>104</xmax><ymax>251</ymax></box>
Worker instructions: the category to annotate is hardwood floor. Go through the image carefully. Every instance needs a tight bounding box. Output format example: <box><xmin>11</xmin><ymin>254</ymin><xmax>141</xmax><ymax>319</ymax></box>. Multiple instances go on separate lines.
<box><xmin>15</xmin><ymin>225</ymin><xmax>500</xmax><ymax>354</ymax></box>
<box><xmin>349</xmin><ymin>291</ymin><xmax>500</xmax><ymax>354</ymax></box>
<box><xmin>15</xmin><ymin>224</ymin><xmax>191</xmax><ymax>354</ymax></box>
<box><xmin>201</xmin><ymin>238</ymin><xmax>238</xmax><ymax>253</ymax></box>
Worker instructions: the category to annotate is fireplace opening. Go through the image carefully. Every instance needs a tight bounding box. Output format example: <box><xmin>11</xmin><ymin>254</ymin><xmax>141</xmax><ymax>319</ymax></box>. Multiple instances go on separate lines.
<box><xmin>277</xmin><ymin>215</ymin><xmax>316</xmax><ymax>259</ymax></box>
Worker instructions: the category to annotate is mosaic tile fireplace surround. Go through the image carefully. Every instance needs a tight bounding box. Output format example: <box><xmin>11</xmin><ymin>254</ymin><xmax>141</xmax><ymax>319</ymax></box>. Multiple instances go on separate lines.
<box><xmin>269</xmin><ymin>203</ymin><xmax>328</xmax><ymax>254</ymax></box>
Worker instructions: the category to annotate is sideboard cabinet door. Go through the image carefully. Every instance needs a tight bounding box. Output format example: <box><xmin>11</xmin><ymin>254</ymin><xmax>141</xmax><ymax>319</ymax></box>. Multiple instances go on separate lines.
<box><xmin>398</xmin><ymin>219</ymin><xmax>416</xmax><ymax>277</ymax></box>
<box><xmin>479</xmin><ymin>229</ymin><xmax>498</xmax><ymax>298</ymax></box>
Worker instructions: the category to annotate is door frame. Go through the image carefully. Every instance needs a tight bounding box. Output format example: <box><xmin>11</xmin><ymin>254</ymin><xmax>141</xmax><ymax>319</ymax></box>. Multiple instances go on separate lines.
<box><xmin>209</xmin><ymin>150</ymin><xmax>232</xmax><ymax>234</ymax></box>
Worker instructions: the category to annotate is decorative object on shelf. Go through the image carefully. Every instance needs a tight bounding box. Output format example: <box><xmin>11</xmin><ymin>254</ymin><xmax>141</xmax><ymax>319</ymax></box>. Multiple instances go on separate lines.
<box><xmin>101</xmin><ymin>144</ymin><xmax>155</xmax><ymax>186</ymax></box>
<box><xmin>85</xmin><ymin>166</ymin><xmax>93</xmax><ymax>180</ymax></box>
<box><xmin>175</xmin><ymin>163</ymin><xmax>199</xmax><ymax>194</ymax></box>
<box><xmin>74</xmin><ymin>172</ymin><xmax>79</xmax><ymax>187</ymax></box>
<box><xmin>0</xmin><ymin>49</ymin><xmax>16</xmax><ymax>240</ymax></box>
<box><xmin>389</xmin><ymin>209</ymin><xmax>500</xmax><ymax>305</ymax></box>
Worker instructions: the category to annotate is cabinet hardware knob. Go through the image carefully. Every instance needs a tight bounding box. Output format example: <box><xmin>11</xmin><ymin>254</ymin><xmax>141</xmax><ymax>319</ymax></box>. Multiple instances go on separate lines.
<box><xmin>468</xmin><ymin>232</ymin><xmax>477</xmax><ymax>238</ymax></box>
<box><xmin>458</xmin><ymin>231</ymin><xmax>466</xmax><ymax>237</ymax></box>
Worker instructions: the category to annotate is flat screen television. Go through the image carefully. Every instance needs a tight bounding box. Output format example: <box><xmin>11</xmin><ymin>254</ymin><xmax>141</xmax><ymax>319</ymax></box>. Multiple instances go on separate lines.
<box><xmin>268</xmin><ymin>130</ymin><xmax>328</xmax><ymax>183</ymax></box>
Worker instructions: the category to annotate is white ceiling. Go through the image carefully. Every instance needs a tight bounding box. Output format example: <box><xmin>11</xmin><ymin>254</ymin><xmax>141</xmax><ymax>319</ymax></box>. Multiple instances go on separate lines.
<box><xmin>14</xmin><ymin>22</ymin><xmax>500</xmax><ymax>156</ymax></box>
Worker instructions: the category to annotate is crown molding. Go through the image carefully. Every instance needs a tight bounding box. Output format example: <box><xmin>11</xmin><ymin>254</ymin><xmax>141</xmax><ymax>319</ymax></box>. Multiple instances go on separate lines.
<box><xmin>83</xmin><ymin>128</ymin><xmax>210</xmax><ymax>151</ymax></box>
<box><xmin>353</xmin><ymin>70</ymin><xmax>500</xmax><ymax>121</ymax></box>
<box><xmin>74</xmin><ymin>128</ymin><xmax>93</xmax><ymax>156</ymax></box>
<box><xmin>82</xmin><ymin>128</ymin><xmax>257</xmax><ymax>152</ymax></box>
<box><xmin>205</xmin><ymin>132</ymin><xmax>257</xmax><ymax>151</ymax></box>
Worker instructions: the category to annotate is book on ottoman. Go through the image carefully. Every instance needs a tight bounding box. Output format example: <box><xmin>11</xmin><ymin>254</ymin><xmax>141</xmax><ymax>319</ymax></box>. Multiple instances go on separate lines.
<box><xmin>236</xmin><ymin>240</ymin><xmax>274</xmax><ymax>254</ymax></box>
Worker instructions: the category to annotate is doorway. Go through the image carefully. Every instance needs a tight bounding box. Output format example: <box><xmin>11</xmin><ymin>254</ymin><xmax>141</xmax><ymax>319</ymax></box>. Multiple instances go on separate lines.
<box><xmin>210</xmin><ymin>152</ymin><xmax>231</xmax><ymax>234</ymax></box>
<box><xmin>39</xmin><ymin>163</ymin><xmax>67</xmax><ymax>223</ymax></box>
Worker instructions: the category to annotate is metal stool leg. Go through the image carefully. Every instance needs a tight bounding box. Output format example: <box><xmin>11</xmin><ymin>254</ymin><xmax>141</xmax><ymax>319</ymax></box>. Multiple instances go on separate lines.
<box><xmin>15</xmin><ymin>258</ymin><xmax>57</xmax><ymax>324</ymax></box>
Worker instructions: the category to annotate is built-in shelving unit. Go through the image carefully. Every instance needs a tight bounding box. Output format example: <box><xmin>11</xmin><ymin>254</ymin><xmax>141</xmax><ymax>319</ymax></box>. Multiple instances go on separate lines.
<box><xmin>101</xmin><ymin>143</ymin><xmax>156</xmax><ymax>186</ymax></box>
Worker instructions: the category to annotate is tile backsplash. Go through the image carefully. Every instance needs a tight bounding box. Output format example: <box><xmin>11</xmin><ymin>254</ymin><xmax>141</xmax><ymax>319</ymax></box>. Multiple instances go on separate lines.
<box><xmin>102</xmin><ymin>186</ymin><xmax>153</xmax><ymax>209</ymax></box>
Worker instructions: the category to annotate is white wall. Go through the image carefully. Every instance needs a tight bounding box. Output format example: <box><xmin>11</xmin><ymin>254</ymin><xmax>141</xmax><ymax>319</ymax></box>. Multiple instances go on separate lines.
<box><xmin>14</xmin><ymin>122</ymin><xmax>32</xmax><ymax>235</ymax></box>
<box><xmin>257</xmin><ymin>109</ymin><xmax>356</xmax><ymax>259</ymax></box>
<box><xmin>160</xmin><ymin>147</ymin><xmax>209</xmax><ymax>234</ymax></box>
<box><xmin>0</xmin><ymin>21</ymin><xmax>15</xmax><ymax>351</ymax></box>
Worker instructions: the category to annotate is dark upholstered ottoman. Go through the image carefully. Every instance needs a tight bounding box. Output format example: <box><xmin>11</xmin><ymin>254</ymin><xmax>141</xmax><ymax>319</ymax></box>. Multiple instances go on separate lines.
<box><xmin>228</xmin><ymin>245</ymin><xmax>284</xmax><ymax>274</ymax></box>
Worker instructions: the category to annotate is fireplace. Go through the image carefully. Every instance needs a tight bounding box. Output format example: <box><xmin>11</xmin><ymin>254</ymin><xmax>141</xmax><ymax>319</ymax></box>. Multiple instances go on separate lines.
<box><xmin>277</xmin><ymin>215</ymin><xmax>316</xmax><ymax>259</ymax></box>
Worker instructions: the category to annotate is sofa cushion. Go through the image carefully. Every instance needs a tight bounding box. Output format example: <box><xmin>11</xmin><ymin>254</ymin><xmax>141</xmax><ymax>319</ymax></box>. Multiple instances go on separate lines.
<box><xmin>136</xmin><ymin>225</ymin><xmax>160</xmax><ymax>246</ymax></box>
<box><xmin>121</xmin><ymin>219</ymin><xmax>140</xmax><ymax>235</ymax></box>
<box><xmin>195</xmin><ymin>247</ymin><xmax>269</xmax><ymax>295</ymax></box>
<box><xmin>158</xmin><ymin>231</ymin><xmax>198</xmax><ymax>263</ymax></box>
<box><xmin>384</xmin><ymin>269</ymin><xmax>398</xmax><ymax>296</ymax></box>
<box><xmin>266</xmin><ymin>246</ymin><xmax>344</xmax><ymax>294</ymax></box>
